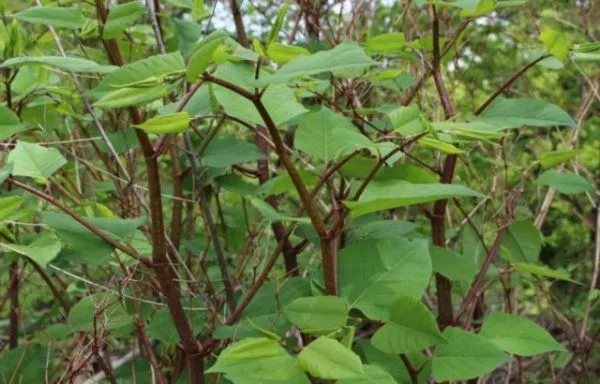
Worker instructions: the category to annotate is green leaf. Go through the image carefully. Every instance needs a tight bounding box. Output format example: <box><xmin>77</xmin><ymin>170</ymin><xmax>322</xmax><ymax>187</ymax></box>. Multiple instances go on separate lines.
<box><xmin>0</xmin><ymin>345</ymin><xmax>50</xmax><ymax>384</ymax></box>
<box><xmin>187</xmin><ymin>30</ymin><xmax>228</xmax><ymax>82</ymax></box>
<box><xmin>500</xmin><ymin>220</ymin><xmax>542</xmax><ymax>263</ymax></box>
<box><xmin>345</xmin><ymin>180</ymin><xmax>484</xmax><ymax>218</ymax></box>
<box><xmin>430</xmin><ymin>246</ymin><xmax>478</xmax><ymax>282</ymax></box>
<box><xmin>267</xmin><ymin>4</ymin><xmax>289</xmax><ymax>47</ymax></box>
<box><xmin>512</xmin><ymin>262</ymin><xmax>576</xmax><ymax>282</ymax></box>
<box><xmin>256</xmin><ymin>42</ymin><xmax>376</xmax><ymax>85</ymax></box>
<box><xmin>267</xmin><ymin>43</ymin><xmax>310</xmax><ymax>64</ymax></box>
<box><xmin>1</xmin><ymin>233</ymin><xmax>62</xmax><ymax>269</ymax></box>
<box><xmin>387</xmin><ymin>105</ymin><xmax>423</xmax><ymax>134</ymax></box>
<box><xmin>201</xmin><ymin>137</ymin><xmax>265</xmax><ymax>168</ymax></box>
<box><xmin>94</xmin><ymin>84</ymin><xmax>173</xmax><ymax>109</ymax></box>
<box><xmin>367</xmin><ymin>33</ymin><xmax>406</xmax><ymax>54</ymax></box>
<box><xmin>347</xmin><ymin>219</ymin><xmax>419</xmax><ymax>243</ymax></box>
<box><xmin>0</xmin><ymin>104</ymin><xmax>23</xmax><ymax>140</ymax></box>
<box><xmin>103</xmin><ymin>1</ymin><xmax>147</xmax><ymax>39</ymax></box>
<box><xmin>69</xmin><ymin>293</ymin><xmax>133</xmax><ymax>332</ymax></box>
<box><xmin>372</xmin><ymin>295</ymin><xmax>444</xmax><ymax>354</ymax></box>
<box><xmin>537</xmin><ymin>149</ymin><xmax>580</xmax><ymax>169</ymax></box>
<box><xmin>0</xmin><ymin>56</ymin><xmax>116</xmax><ymax>73</ymax></box>
<box><xmin>283</xmin><ymin>296</ymin><xmax>348</xmax><ymax>332</ymax></box>
<box><xmin>15</xmin><ymin>6</ymin><xmax>86</xmax><ymax>29</ymax></box>
<box><xmin>419</xmin><ymin>137</ymin><xmax>463</xmax><ymax>154</ymax></box>
<box><xmin>535</xmin><ymin>170</ymin><xmax>595</xmax><ymax>194</ymax></box>
<box><xmin>338</xmin><ymin>238</ymin><xmax>431</xmax><ymax>320</ymax></box>
<box><xmin>213</xmin><ymin>63</ymin><xmax>307</xmax><ymax>126</ymax></box>
<box><xmin>135</xmin><ymin>112</ymin><xmax>192</xmax><ymax>134</ymax></box>
<box><xmin>295</xmin><ymin>108</ymin><xmax>375</xmax><ymax>163</ymax></box>
<box><xmin>207</xmin><ymin>338</ymin><xmax>304</xmax><ymax>381</ymax></box>
<box><xmin>540</xmin><ymin>27</ymin><xmax>569</xmax><ymax>61</ymax></box>
<box><xmin>474</xmin><ymin>98</ymin><xmax>576</xmax><ymax>130</ymax></box>
<box><xmin>250</xmin><ymin>198</ymin><xmax>310</xmax><ymax>224</ymax></box>
<box><xmin>0</xmin><ymin>164</ymin><xmax>12</xmax><ymax>185</ymax></box>
<box><xmin>0</xmin><ymin>195</ymin><xmax>22</xmax><ymax>221</ymax></box>
<box><xmin>340</xmin><ymin>156</ymin><xmax>437</xmax><ymax>183</ymax></box>
<box><xmin>432</xmin><ymin>327</ymin><xmax>510</xmax><ymax>382</ymax></box>
<box><xmin>92</xmin><ymin>52</ymin><xmax>184</xmax><ymax>93</ymax></box>
<box><xmin>191</xmin><ymin>0</ymin><xmax>205</xmax><ymax>20</ymax></box>
<box><xmin>146</xmin><ymin>306</ymin><xmax>206</xmax><ymax>345</ymax></box>
<box><xmin>480</xmin><ymin>312</ymin><xmax>567</xmax><ymax>356</ymax></box>
<box><xmin>297</xmin><ymin>337</ymin><xmax>364</xmax><ymax>380</ymax></box>
<box><xmin>7</xmin><ymin>141</ymin><xmax>67</xmax><ymax>180</ymax></box>
<box><xmin>337</xmin><ymin>365</ymin><xmax>398</xmax><ymax>384</ymax></box>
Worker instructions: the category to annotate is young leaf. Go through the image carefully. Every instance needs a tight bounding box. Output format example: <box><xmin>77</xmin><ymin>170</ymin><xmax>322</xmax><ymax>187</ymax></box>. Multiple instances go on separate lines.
<box><xmin>540</xmin><ymin>27</ymin><xmax>570</xmax><ymax>61</ymax></box>
<box><xmin>479</xmin><ymin>312</ymin><xmax>567</xmax><ymax>356</ymax></box>
<box><xmin>15</xmin><ymin>7</ymin><xmax>86</xmax><ymax>29</ymax></box>
<box><xmin>372</xmin><ymin>295</ymin><xmax>445</xmax><ymax>354</ymax></box>
<box><xmin>1</xmin><ymin>233</ymin><xmax>62</xmax><ymax>269</ymax></box>
<box><xmin>103</xmin><ymin>1</ymin><xmax>147</xmax><ymax>39</ymax></box>
<box><xmin>535</xmin><ymin>170</ymin><xmax>595</xmax><ymax>194</ymax></box>
<box><xmin>7</xmin><ymin>141</ymin><xmax>67</xmax><ymax>180</ymax></box>
<box><xmin>256</xmin><ymin>42</ymin><xmax>376</xmax><ymax>85</ymax></box>
<box><xmin>295</xmin><ymin>107</ymin><xmax>375</xmax><ymax>163</ymax></box>
<box><xmin>432</xmin><ymin>327</ymin><xmax>510</xmax><ymax>381</ymax></box>
<box><xmin>297</xmin><ymin>337</ymin><xmax>364</xmax><ymax>380</ymax></box>
<box><xmin>338</xmin><ymin>238</ymin><xmax>431</xmax><ymax>320</ymax></box>
<box><xmin>0</xmin><ymin>104</ymin><xmax>23</xmax><ymax>140</ymax></box>
<box><xmin>192</xmin><ymin>0</ymin><xmax>206</xmax><ymax>20</ymax></box>
<box><xmin>367</xmin><ymin>33</ymin><xmax>406</xmax><ymax>54</ymax></box>
<box><xmin>250</xmin><ymin>198</ymin><xmax>310</xmax><ymax>224</ymax></box>
<box><xmin>345</xmin><ymin>180</ymin><xmax>484</xmax><ymax>218</ymax></box>
<box><xmin>0</xmin><ymin>195</ymin><xmax>23</xmax><ymax>221</ymax></box>
<box><xmin>267</xmin><ymin>43</ymin><xmax>310</xmax><ymax>64</ymax></box>
<box><xmin>186</xmin><ymin>30</ymin><xmax>228</xmax><ymax>81</ymax></box>
<box><xmin>500</xmin><ymin>220</ymin><xmax>542</xmax><ymax>263</ymax></box>
<box><xmin>207</xmin><ymin>338</ymin><xmax>304</xmax><ymax>381</ymax></box>
<box><xmin>474</xmin><ymin>98</ymin><xmax>576</xmax><ymax>129</ymax></box>
<box><xmin>511</xmin><ymin>262</ymin><xmax>576</xmax><ymax>283</ymax></box>
<box><xmin>94</xmin><ymin>84</ymin><xmax>173</xmax><ymax>109</ymax></box>
<box><xmin>283</xmin><ymin>296</ymin><xmax>348</xmax><ymax>332</ymax></box>
<box><xmin>537</xmin><ymin>149</ymin><xmax>580</xmax><ymax>169</ymax></box>
<box><xmin>135</xmin><ymin>112</ymin><xmax>192</xmax><ymax>134</ymax></box>
<box><xmin>267</xmin><ymin>3</ymin><xmax>289</xmax><ymax>47</ymax></box>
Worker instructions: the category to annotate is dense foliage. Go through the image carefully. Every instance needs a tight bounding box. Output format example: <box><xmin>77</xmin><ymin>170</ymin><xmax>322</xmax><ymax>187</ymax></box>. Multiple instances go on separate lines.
<box><xmin>0</xmin><ymin>0</ymin><xmax>598</xmax><ymax>383</ymax></box>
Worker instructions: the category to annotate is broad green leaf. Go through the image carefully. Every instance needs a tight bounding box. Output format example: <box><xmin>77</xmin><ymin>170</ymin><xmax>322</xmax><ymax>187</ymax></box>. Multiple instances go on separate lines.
<box><xmin>337</xmin><ymin>365</ymin><xmax>397</xmax><ymax>384</ymax></box>
<box><xmin>340</xmin><ymin>156</ymin><xmax>437</xmax><ymax>183</ymax></box>
<box><xmin>250</xmin><ymin>198</ymin><xmax>310</xmax><ymax>224</ymax></box>
<box><xmin>419</xmin><ymin>137</ymin><xmax>463</xmax><ymax>154</ymax></box>
<box><xmin>297</xmin><ymin>337</ymin><xmax>364</xmax><ymax>380</ymax></box>
<box><xmin>135</xmin><ymin>112</ymin><xmax>192</xmax><ymax>134</ymax></box>
<box><xmin>207</xmin><ymin>338</ymin><xmax>303</xmax><ymax>381</ymax></box>
<box><xmin>256</xmin><ymin>42</ymin><xmax>376</xmax><ymax>85</ymax></box>
<box><xmin>432</xmin><ymin>327</ymin><xmax>509</xmax><ymax>382</ymax></box>
<box><xmin>512</xmin><ymin>262</ymin><xmax>576</xmax><ymax>282</ymax></box>
<box><xmin>537</xmin><ymin>149</ymin><xmax>580</xmax><ymax>169</ymax></box>
<box><xmin>201</xmin><ymin>137</ymin><xmax>264</xmax><ymax>168</ymax></box>
<box><xmin>213</xmin><ymin>62</ymin><xmax>307</xmax><ymax>126</ymax></box>
<box><xmin>146</xmin><ymin>306</ymin><xmax>206</xmax><ymax>345</ymax></box>
<box><xmin>458</xmin><ymin>0</ymin><xmax>495</xmax><ymax>17</ymax></box>
<box><xmin>7</xmin><ymin>141</ymin><xmax>67</xmax><ymax>180</ymax></box>
<box><xmin>267</xmin><ymin>43</ymin><xmax>310</xmax><ymax>64</ymax></box>
<box><xmin>15</xmin><ymin>6</ymin><xmax>86</xmax><ymax>29</ymax></box>
<box><xmin>540</xmin><ymin>27</ymin><xmax>569</xmax><ymax>61</ymax></box>
<box><xmin>94</xmin><ymin>84</ymin><xmax>173</xmax><ymax>108</ymax></box>
<box><xmin>0</xmin><ymin>104</ymin><xmax>23</xmax><ymax>140</ymax></box>
<box><xmin>367</xmin><ymin>33</ymin><xmax>406</xmax><ymax>54</ymax></box>
<box><xmin>69</xmin><ymin>293</ymin><xmax>133</xmax><ymax>332</ymax></box>
<box><xmin>0</xmin><ymin>345</ymin><xmax>50</xmax><ymax>384</ymax></box>
<box><xmin>500</xmin><ymin>220</ymin><xmax>542</xmax><ymax>263</ymax></box>
<box><xmin>347</xmin><ymin>219</ymin><xmax>419</xmax><ymax>243</ymax></box>
<box><xmin>0</xmin><ymin>195</ymin><xmax>22</xmax><ymax>221</ymax></box>
<box><xmin>480</xmin><ymin>312</ymin><xmax>567</xmax><ymax>356</ymax></box>
<box><xmin>0</xmin><ymin>56</ymin><xmax>116</xmax><ymax>73</ymax></box>
<box><xmin>258</xmin><ymin>169</ymin><xmax>319</xmax><ymax>197</ymax></box>
<box><xmin>187</xmin><ymin>30</ymin><xmax>228</xmax><ymax>81</ymax></box>
<box><xmin>359</xmin><ymin>340</ymin><xmax>430</xmax><ymax>384</ymax></box>
<box><xmin>295</xmin><ymin>108</ymin><xmax>375</xmax><ymax>163</ymax></box>
<box><xmin>345</xmin><ymin>180</ymin><xmax>484</xmax><ymax>218</ymax></box>
<box><xmin>387</xmin><ymin>105</ymin><xmax>423</xmax><ymax>134</ymax></box>
<box><xmin>535</xmin><ymin>170</ymin><xmax>594</xmax><ymax>194</ymax></box>
<box><xmin>338</xmin><ymin>238</ymin><xmax>431</xmax><ymax>320</ymax></box>
<box><xmin>372</xmin><ymin>295</ymin><xmax>444</xmax><ymax>354</ymax></box>
<box><xmin>430</xmin><ymin>246</ymin><xmax>478</xmax><ymax>282</ymax></box>
<box><xmin>474</xmin><ymin>98</ymin><xmax>576</xmax><ymax>129</ymax></box>
<box><xmin>0</xmin><ymin>164</ymin><xmax>12</xmax><ymax>185</ymax></box>
<box><xmin>92</xmin><ymin>52</ymin><xmax>184</xmax><ymax>94</ymax></box>
<box><xmin>191</xmin><ymin>0</ymin><xmax>205</xmax><ymax>20</ymax></box>
<box><xmin>1</xmin><ymin>233</ymin><xmax>62</xmax><ymax>269</ymax></box>
<box><xmin>103</xmin><ymin>1</ymin><xmax>147</xmax><ymax>39</ymax></box>
<box><xmin>283</xmin><ymin>296</ymin><xmax>348</xmax><ymax>332</ymax></box>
